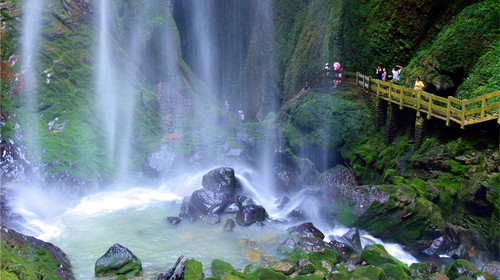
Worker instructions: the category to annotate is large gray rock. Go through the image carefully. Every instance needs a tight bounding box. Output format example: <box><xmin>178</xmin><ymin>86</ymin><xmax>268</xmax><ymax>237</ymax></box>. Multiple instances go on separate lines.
<box><xmin>201</xmin><ymin>167</ymin><xmax>236</xmax><ymax>195</ymax></box>
<box><xmin>94</xmin><ymin>243</ymin><xmax>142</xmax><ymax>277</ymax></box>
<box><xmin>235</xmin><ymin>204</ymin><xmax>268</xmax><ymax>226</ymax></box>
<box><xmin>190</xmin><ymin>189</ymin><xmax>229</xmax><ymax>214</ymax></box>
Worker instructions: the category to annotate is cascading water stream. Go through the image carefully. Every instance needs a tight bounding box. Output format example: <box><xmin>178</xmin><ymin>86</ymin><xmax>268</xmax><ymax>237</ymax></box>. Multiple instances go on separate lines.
<box><xmin>18</xmin><ymin>0</ymin><xmax>45</xmax><ymax>164</ymax></box>
<box><xmin>95</xmin><ymin>0</ymin><xmax>118</xmax><ymax>164</ymax></box>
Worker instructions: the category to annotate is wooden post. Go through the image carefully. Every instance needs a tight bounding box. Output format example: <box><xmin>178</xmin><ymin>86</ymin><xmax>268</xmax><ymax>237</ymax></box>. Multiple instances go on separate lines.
<box><xmin>481</xmin><ymin>96</ymin><xmax>486</xmax><ymax>120</ymax></box>
<box><xmin>446</xmin><ymin>96</ymin><xmax>451</xmax><ymax>126</ymax></box>
<box><xmin>427</xmin><ymin>95</ymin><xmax>433</xmax><ymax>120</ymax></box>
<box><xmin>377</xmin><ymin>79</ymin><xmax>380</xmax><ymax>98</ymax></box>
<box><xmin>399</xmin><ymin>87</ymin><xmax>404</xmax><ymax>110</ymax></box>
<box><xmin>356</xmin><ymin>72</ymin><xmax>359</xmax><ymax>88</ymax></box>
<box><xmin>416</xmin><ymin>91</ymin><xmax>421</xmax><ymax>117</ymax></box>
<box><xmin>461</xmin><ymin>100</ymin><xmax>466</xmax><ymax>129</ymax></box>
<box><xmin>388</xmin><ymin>82</ymin><xmax>392</xmax><ymax>102</ymax></box>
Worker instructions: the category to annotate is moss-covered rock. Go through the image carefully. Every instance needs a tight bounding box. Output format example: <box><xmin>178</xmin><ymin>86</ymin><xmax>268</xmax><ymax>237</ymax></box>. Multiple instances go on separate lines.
<box><xmin>94</xmin><ymin>243</ymin><xmax>142</xmax><ymax>277</ymax></box>
<box><xmin>184</xmin><ymin>259</ymin><xmax>203</xmax><ymax>280</ymax></box>
<box><xmin>360</xmin><ymin>244</ymin><xmax>410</xmax><ymax>275</ymax></box>
<box><xmin>381</xmin><ymin>263</ymin><xmax>411</xmax><ymax>280</ymax></box>
<box><xmin>0</xmin><ymin>227</ymin><xmax>73</xmax><ymax>280</ymax></box>
<box><xmin>350</xmin><ymin>265</ymin><xmax>387</xmax><ymax>280</ymax></box>
<box><xmin>245</xmin><ymin>267</ymin><xmax>288</xmax><ymax>280</ymax></box>
<box><xmin>211</xmin><ymin>259</ymin><xmax>235</xmax><ymax>278</ymax></box>
<box><xmin>445</xmin><ymin>259</ymin><xmax>481</xmax><ymax>279</ymax></box>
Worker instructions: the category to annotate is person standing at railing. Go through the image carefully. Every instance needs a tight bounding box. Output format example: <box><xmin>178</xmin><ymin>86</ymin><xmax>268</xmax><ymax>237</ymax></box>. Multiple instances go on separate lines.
<box><xmin>333</xmin><ymin>61</ymin><xmax>341</xmax><ymax>87</ymax></box>
<box><xmin>324</xmin><ymin>63</ymin><xmax>330</xmax><ymax>86</ymax></box>
<box><xmin>376</xmin><ymin>67</ymin><xmax>383</xmax><ymax>80</ymax></box>
<box><xmin>414</xmin><ymin>76</ymin><xmax>425</xmax><ymax>90</ymax></box>
<box><xmin>381</xmin><ymin>68</ymin><xmax>388</xmax><ymax>89</ymax></box>
<box><xmin>391</xmin><ymin>65</ymin><xmax>403</xmax><ymax>84</ymax></box>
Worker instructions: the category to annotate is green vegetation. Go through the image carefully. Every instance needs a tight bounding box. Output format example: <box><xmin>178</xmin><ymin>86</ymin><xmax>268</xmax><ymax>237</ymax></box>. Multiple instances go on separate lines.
<box><xmin>0</xmin><ymin>236</ymin><xmax>64</xmax><ymax>280</ymax></box>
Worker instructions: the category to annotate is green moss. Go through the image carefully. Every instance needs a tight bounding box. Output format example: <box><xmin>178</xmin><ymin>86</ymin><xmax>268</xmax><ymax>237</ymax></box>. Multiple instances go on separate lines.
<box><xmin>184</xmin><ymin>259</ymin><xmax>203</xmax><ymax>280</ymax></box>
<box><xmin>446</xmin><ymin>259</ymin><xmax>480</xmax><ymax>279</ymax></box>
<box><xmin>245</xmin><ymin>267</ymin><xmax>288</xmax><ymax>280</ymax></box>
<box><xmin>328</xmin><ymin>201</ymin><xmax>357</xmax><ymax>227</ymax></box>
<box><xmin>0</xmin><ymin>239</ymin><xmax>61</xmax><ymax>280</ymax></box>
<box><xmin>211</xmin><ymin>259</ymin><xmax>235</xmax><ymax>277</ymax></box>
<box><xmin>351</xmin><ymin>265</ymin><xmax>387</xmax><ymax>280</ymax></box>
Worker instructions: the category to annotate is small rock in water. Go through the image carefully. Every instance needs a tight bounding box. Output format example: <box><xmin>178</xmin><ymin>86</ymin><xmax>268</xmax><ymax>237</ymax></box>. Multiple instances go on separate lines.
<box><xmin>165</xmin><ymin>216</ymin><xmax>182</xmax><ymax>225</ymax></box>
<box><xmin>224</xmin><ymin>219</ymin><xmax>235</xmax><ymax>231</ymax></box>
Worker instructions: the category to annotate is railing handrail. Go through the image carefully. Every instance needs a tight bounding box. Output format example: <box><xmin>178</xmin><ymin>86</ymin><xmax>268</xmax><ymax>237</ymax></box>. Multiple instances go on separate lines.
<box><xmin>353</xmin><ymin>72</ymin><xmax>500</xmax><ymax>129</ymax></box>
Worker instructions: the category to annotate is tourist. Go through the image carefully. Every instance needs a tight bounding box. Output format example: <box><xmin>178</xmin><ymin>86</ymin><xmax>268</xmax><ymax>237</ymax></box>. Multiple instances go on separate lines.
<box><xmin>381</xmin><ymin>68</ymin><xmax>388</xmax><ymax>82</ymax></box>
<box><xmin>303</xmin><ymin>81</ymin><xmax>311</xmax><ymax>91</ymax></box>
<box><xmin>333</xmin><ymin>61</ymin><xmax>341</xmax><ymax>87</ymax></box>
<box><xmin>238</xmin><ymin>109</ymin><xmax>245</xmax><ymax>121</ymax></box>
<box><xmin>324</xmin><ymin>63</ymin><xmax>330</xmax><ymax>72</ymax></box>
<box><xmin>333</xmin><ymin>61</ymin><xmax>341</xmax><ymax>71</ymax></box>
<box><xmin>391</xmin><ymin>65</ymin><xmax>403</xmax><ymax>84</ymax></box>
<box><xmin>376</xmin><ymin>67</ymin><xmax>382</xmax><ymax>80</ymax></box>
<box><xmin>414</xmin><ymin>76</ymin><xmax>425</xmax><ymax>91</ymax></box>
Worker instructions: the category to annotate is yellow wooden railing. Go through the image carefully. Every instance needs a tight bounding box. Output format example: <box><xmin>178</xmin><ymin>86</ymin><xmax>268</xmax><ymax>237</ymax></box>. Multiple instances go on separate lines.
<box><xmin>352</xmin><ymin>72</ymin><xmax>500</xmax><ymax>129</ymax></box>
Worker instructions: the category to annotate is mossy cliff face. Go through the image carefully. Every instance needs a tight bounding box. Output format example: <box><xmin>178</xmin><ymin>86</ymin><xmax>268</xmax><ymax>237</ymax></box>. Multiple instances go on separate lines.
<box><xmin>1</xmin><ymin>0</ymin><xmax>210</xmax><ymax>184</ymax></box>
<box><xmin>339</xmin><ymin>106</ymin><xmax>499</xmax><ymax>260</ymax></box>
<box><xmin>401</xmin><ymin>0</ymin><xmax>500</xmax><ymax>97</ymax></box>
<box><xmin>274</xmin><ymin>0</ymin><xmax>497</xmax><ymax>102</ymax></box>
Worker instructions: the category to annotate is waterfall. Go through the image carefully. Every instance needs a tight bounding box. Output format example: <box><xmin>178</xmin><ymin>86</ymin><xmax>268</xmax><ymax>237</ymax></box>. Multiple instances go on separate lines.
<box><xmin>95</xmin><ymin>0</ymin><xmax>120</xmax><ymax>175</ymax></box>
<box><xmin>18</xmin><ymin>0</ymin><xmax>45</xmax><ymax>166</ymax></box>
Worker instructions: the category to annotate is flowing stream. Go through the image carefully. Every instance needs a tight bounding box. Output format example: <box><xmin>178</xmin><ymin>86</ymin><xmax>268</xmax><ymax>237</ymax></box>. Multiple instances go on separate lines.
<box><xmin>9</xmin><ymin>166</ymin><xmax>418</xmax><ymax>279</ymax></box>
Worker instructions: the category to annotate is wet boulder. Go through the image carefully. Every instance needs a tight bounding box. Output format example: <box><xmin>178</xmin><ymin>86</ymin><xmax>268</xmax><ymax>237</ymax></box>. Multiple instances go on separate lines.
<box><xmin>340</xmin><ymin>228</ymin><xmax>362</xmax><ymax>252</ymax></box>
<box><xmin>1</xmin><ymin>227</ymin><xmax>73</xmax><ymax>279</ymax></box>
<box><xmin>324</xmin><ymin>240</ymin><xmax>357</xmax><ymax>261</ymax></box>
<box><xmin>275</xmin><ymin>196</ymin><xmax>291</xmax><ymax>210</ymax></box>
<box><xmin>350</xmin><ymin>265</ymin><xmax>386</xmax><ymax>280</ymax></box>
<box><xmin>201</xmin><ymin>167</ymin><xmax>236</xmax><ymax>195</ymax></box>
<box><xmin>211</xmin><ymin>259</ymin><xmax>235</xmax><ymax>277</ymax></box>
<box><xmin>360</xmin><ymin>244</ymin><xmax>410</xmax><ymax>275</ymax></box>
<box><xmin>190</xmin><ymin>189</ymin><xmax>229</xmax><ymax>215</ymax></box>
<box><xmin>287</xmin><ymin>222</ymin><xmax>325</xmax><ymax>240</ymax></box>
<box><xmin>287</xmin><ymin>222</ymin><xmax>325</xmax><ymax>253</ymax></box>
<box><xmin>445</xmin><ymin>259</ymin><xmax>481</xmax><ymax>279</ymax></box>
<box><xmin>319</xmin><ymin>165</ymin><xmax>358</xmax><ymax>188</ymax></box>
<box><xmin>410</xmin><ymin>262</ymin><xmax>439</xmax><ymax>279</ymax></box>
<box><xmin>179</xmin><ymin>196</ymin><xmax>201</xmax><ymax>221</ymax></box>
<box><xmin>326</xmin><ymin>184</ymin><xmax>445</xmax><ymax>252</ymax></box>
<box><xmin>271</xmin><ymin>261</ymin><xmax>295</xmax><ymax>275</ymax></box>
<box><xmin>236</xmin><ymin>204</ymin><xmax>268</xmax><ymax>226</ymax></box>
<box><xmin>482</xmin><ymin>261</ymin><xmax>500</xmax><ymax>279</ymax></box>
<box><xmin>143</xmin><ymin>145</ymin><xmax>178</xmax><ymax>177</ymax></box>
<box><xmin>235</xmin><ymin>195</ymin><xmax>256</xmax><ymax>207</ymax></box>
<box><xmin>277</xmin><ymin>238</ymin><xmax>297</xmax><ymax>254</ymax></box>
<box><xmin>94</xmin><ymin>243</ymin><xmax>142</xmax><ymax>277</ymax></box>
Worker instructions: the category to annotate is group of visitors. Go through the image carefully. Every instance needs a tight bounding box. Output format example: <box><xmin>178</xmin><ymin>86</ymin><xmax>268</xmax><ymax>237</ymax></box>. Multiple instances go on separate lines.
<box><xmin>376</xmin><ymin>64</ymin><xmax>425</xmax><ymax>91</ymax></box>
<box><xmin>325</xmin><ymin>61</ymin><xmax>342</xmax><ymax>87</ymax></box>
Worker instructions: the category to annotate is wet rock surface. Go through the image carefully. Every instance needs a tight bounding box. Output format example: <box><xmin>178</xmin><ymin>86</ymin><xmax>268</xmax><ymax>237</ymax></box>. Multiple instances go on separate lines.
<box><xmin>94</xmin><ymin>243</ymin><xmax>142</xmax><ymax>277</ymax></box>
<box><xmin>0</xmin><ymin>227</ymin><xmax>73</xmax><ymax>280</ymax></box>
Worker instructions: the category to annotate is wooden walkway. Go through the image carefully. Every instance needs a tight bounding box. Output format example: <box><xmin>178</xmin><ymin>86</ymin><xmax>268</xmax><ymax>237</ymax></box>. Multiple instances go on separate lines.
<box><xmin>351</xmin><ymin>72</ymin><xmax>500</xmax><ymax>129</ymax></box>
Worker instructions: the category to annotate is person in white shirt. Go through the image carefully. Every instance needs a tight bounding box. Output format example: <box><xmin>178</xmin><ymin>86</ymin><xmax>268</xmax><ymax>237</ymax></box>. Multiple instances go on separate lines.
<box><xmin>391</xmin><ymin>65</ymin><xmax>403</xmax><ymax>84</ymax></box>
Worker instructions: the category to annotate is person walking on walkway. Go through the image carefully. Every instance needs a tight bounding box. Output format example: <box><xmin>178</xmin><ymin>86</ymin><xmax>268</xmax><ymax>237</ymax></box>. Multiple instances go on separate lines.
<box><xmin>391</xmin><ymin>65</ymin><xmax>403</xmax><ymax>84</ymax></box>
<box><xmin>414</xmin><ymin>76</ymin><xmax>425</xmax><ymax>91</ymax></box>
